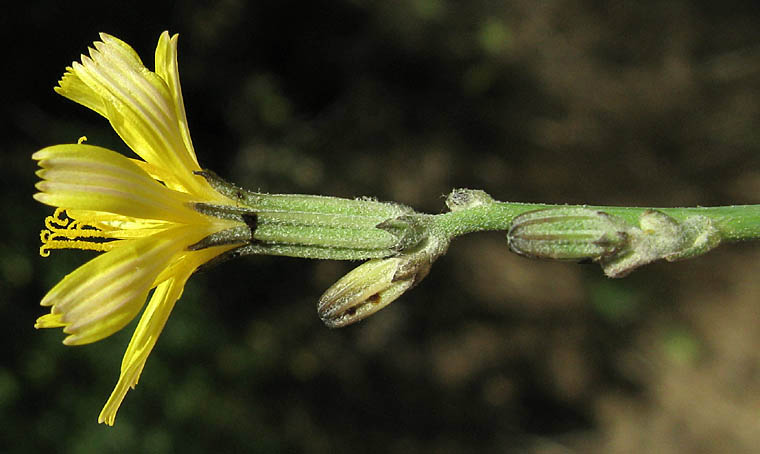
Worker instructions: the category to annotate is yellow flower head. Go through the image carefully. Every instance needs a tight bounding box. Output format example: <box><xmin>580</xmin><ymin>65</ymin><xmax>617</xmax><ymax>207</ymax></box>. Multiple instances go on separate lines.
<box><xmin>34</xmin><ymin>32</ymin><xmax>244</xmax><ymax>425</ymax></box>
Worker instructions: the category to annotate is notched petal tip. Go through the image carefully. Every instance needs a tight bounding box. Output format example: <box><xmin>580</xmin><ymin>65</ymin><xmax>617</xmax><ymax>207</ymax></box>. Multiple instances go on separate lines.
<box><xmin>35</xmin><ymin>313</ymin><xmax>66</xmax><ymax>329</ymax></box>
<box><xmin>98</xmin><ymin>413</ymin><xmax>116</xmax><ymax>426</ymax></box>
<box><xmin>157</xmin><ymin>30</ymin><xmax>172</xmax><ymax>47</ymax></box>
<box><xmin>55</xmin><ymin>64</ymin><xmax>108</xmax><ymax>117</ymax></box>
<box><xmin>156</xmin><ymin>31</ymin><xmax>180</xmax><ymax>58</ymax></box>
<box><xmin>31</xmin><ymin>148</ymin><xmax>53</xmax><ymax>161</ymax></box>
<box><xmin>95</xmin><ymin>33</ymin><xmax>141</xmax><ymax>61</ymax></box>
<box><xmin>32</xmin><ymin>191</ymin><xmax>52</xmax><ymax>206</ymax></box>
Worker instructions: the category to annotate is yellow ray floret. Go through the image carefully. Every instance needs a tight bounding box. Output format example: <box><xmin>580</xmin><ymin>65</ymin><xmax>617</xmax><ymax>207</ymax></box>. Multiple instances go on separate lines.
<box><xmin>35</xmin><ymin>31</ymin><xmax>243</xmax><ymax>425</ymax></box>
<box><xmin>55</xmin><ymin>32</ymin><xmax>214</xmax><ymax>197</ymax></box>
<box><xmin>34</xmin><ymin>144</ymin><xmax>201</xmax><ymax>224</ymax></box>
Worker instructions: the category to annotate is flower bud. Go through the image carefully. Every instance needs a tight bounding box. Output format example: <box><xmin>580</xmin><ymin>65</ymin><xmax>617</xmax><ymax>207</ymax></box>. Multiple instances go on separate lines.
<box><xmin>599</xmin><ymin>210</ymin><xmax>721</xmax><ymax>277</ymax></box>
<box><xmin>317</xmin><ymin>258</ymin><xmax>417</xmax><ymax>328</ymax></box>
<box><xmin>318</xmin><ymin>234</ymin><xmax>448</xmax><ymax>328</ymax></box>
<box><xmin>446</xmin><ymin>189</ymin><xmax>494</xmax><ymax>212</ymax></box>
<box><xmin>508</xmin><ymin>207</ymin><xmax>629</xmax><ymax>261</ymax></box>
<box><xmin>508</xmin><ymin>208</ymin><xmax>724</xmax><ymax>278</ymax></box>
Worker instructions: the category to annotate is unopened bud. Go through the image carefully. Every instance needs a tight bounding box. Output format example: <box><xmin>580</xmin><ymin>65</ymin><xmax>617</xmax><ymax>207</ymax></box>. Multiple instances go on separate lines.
<box><xmin>318</xmin><ymin>234</ymin><xmax>449</xmax><ymax>328</ymax></box>
<box><xmin>446</xmin><ymin>189</ymin><xmax>494</xmax><ymax>212</ymax></box>
<box><xmin>599</xmin><ymin>210</ymin><xmax>721</xmax><ymax>277</ymax></box>
<box><xmin>507</xmin><ymin>207</ymin><xmax>629</xmax><ymax>261</ymax></box>
<box><xmin>317</xmin><ymin>257</ymin><xmax>417</xmax><ymax>328</ymax></box>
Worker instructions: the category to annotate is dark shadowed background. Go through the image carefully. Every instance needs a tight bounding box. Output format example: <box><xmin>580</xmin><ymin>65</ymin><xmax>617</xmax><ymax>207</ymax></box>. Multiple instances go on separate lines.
<box><xmin>4</xmin><ymin>1</ymin><xmax>760</xmax><ymax>453</ymax></box>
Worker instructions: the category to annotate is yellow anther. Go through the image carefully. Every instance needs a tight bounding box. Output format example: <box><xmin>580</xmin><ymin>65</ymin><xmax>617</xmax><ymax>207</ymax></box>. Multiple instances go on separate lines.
<box><xmin>39</xmin><ymin>208</ymin><xmax>119</xmax><ymax>257</ymax></box>
<box><xmin>44</xmin><ymin>207</ymin><xmax>70</xmax><ymax>230</ymax></box>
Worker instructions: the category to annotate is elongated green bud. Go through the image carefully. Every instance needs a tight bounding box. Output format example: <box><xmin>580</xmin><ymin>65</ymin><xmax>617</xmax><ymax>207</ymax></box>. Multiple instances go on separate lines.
<box><xmin>507</xmin><ymin>207</ymin><xmax>629</xmax><ymax>261</ymax></box>
<box><xmin>507</xmin><ymin>208</ymin><xmax>723</xmax><ymax>278</ymax></box>
<box><xmin>190</xmin><ymin>171</ymin><xmax>426</xmax><ymax>261</ymax></box>
<box><xmin>318</xmin><ymin>233</ymin><xmax>449</xmax><ymax>328</ymax></box>
<box><xmin>317</xmin><ymin>257</ymin><xmax>417</xmax><ymax>328</ymax></box>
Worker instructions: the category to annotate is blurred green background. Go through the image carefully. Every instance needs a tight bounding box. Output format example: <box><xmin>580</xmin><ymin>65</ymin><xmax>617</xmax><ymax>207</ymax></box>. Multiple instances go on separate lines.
<box><xmin>4</xmin><ymin>1</ymin><xmax>760</xmax><ymax>453</ymax></box>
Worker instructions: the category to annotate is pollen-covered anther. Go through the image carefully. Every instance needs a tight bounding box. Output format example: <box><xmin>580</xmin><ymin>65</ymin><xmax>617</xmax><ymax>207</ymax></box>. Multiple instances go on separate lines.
<box><xmin>39</xmin><ymin>208</ymin><xmax>119</xmax><ymax>257</ymax></box>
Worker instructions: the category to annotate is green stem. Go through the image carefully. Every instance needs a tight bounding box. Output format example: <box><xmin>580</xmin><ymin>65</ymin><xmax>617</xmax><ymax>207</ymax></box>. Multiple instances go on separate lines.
<box><xmin>432</xmin><ymin>201</ymin><xmax>760</xmax><ymax>242</ymax></box>
<box><xmin>195</xmin><ymin>171</ymin><xmax>760</xmax><ymax>271</ymax></box>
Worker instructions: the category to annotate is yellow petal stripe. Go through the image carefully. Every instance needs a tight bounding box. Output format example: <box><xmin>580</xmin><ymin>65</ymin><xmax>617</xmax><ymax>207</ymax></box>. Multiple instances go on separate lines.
<box><xmin>154</xmin><ymin>32</ymin><xmax>200</xmax><ymax>169</ymax></box>
<box><xmin>33</xmin><ymin>144</ymin><xmax>199</xmax><ymax>224</ymax></box>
